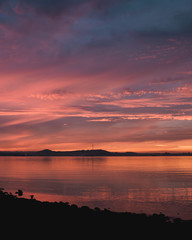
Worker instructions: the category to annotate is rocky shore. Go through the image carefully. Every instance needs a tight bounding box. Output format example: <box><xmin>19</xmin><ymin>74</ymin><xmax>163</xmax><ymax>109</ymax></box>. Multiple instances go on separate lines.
<box><xmin>1</xmin><ymin>188</ymin><xmax>192</xmax><ymax>238</ymax></box>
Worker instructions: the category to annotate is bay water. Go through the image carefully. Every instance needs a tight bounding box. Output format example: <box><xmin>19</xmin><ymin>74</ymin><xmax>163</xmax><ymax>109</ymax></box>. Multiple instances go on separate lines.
<box><xmin>0</xmin><ymin>156</ymin><xmax>192</xmax><ymax>219</ymax></box>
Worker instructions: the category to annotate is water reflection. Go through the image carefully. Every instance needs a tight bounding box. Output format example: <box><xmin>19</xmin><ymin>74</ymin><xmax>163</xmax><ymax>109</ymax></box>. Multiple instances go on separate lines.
<box><xmin>0</xmin><ymin>156</ymin><xmax>192</xmax><ymax>219</ymax></box>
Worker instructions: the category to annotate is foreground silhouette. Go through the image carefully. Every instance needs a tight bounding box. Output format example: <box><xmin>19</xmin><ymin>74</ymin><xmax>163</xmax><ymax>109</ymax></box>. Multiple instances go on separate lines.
<box><xmin>0</xmin><ymin>189</ymin><xmax>191</xmax><ymax>238</ymax></box>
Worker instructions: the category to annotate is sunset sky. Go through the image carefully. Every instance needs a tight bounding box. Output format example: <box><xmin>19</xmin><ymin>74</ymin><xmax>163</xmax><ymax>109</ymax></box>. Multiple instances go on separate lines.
<box><xmin>0</xmin><ymin>0</ymin><xmax>192</xmax><ymax>152</ymax></box>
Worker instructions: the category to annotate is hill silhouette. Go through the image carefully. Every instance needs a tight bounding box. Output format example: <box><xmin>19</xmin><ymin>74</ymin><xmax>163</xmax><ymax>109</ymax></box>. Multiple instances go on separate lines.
<box><xmin>0</xmin><ymin>149</ymin><xmax>191</xmax><ymax>156</ymax></box>
<box><xmin>0</xmin><ymin>149</ymin><xmax>137</xmax><ymax>156</ymax></box>
<box><xmin>38</xmin><ymin>149</ymin><xmax>136</xmax><ymax>156</ymax></box>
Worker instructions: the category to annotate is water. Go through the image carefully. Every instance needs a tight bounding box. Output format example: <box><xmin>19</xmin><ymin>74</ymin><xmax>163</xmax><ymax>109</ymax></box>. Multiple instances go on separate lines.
<box><xmin>0</xmin><ymin>156</ymin><xmax>192</xmax><ymax>219</ymax></box>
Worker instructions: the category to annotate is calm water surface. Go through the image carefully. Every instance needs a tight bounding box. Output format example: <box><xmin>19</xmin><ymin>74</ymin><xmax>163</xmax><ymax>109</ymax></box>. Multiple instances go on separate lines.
<box><xmin>0</xmin><ymin>156</ymin><xmax>192</xmax><ymax>219</ymax></box>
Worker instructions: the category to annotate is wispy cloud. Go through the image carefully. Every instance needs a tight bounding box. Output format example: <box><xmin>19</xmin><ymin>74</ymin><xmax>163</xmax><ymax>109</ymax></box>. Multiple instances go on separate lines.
<box><xmin>0</xmin><ymin>0</ymin><xmax>192</xmax><ymax>151</ymax></box>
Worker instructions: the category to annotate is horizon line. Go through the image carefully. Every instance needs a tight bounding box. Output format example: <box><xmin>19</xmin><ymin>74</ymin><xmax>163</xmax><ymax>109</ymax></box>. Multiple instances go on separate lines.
<box><xmin>0</xmin><ymin>148</ymin><xmax>191</xmax><ymax>154</ymax></box>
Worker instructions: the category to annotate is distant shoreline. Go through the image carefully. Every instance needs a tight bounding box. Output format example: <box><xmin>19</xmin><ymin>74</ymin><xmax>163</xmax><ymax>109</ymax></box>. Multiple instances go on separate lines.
<box><xmin>0</xmin><ymin>149</ymin><xmax>191</xmax><ymax>156</ymax></box>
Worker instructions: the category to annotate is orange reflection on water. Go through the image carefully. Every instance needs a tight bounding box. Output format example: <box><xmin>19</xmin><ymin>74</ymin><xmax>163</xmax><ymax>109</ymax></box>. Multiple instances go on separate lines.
<box><xmin>1</xmin><ymin>156</ymin><xmax>192</xmax><ymax>219</ymax></box>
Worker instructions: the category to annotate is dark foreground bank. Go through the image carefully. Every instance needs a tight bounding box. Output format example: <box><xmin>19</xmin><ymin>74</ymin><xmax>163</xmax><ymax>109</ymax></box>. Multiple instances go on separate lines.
<box><xmin>1</xmin><ymin>189</ymin><xmax>192</xmax><ymax>238</ymax></box>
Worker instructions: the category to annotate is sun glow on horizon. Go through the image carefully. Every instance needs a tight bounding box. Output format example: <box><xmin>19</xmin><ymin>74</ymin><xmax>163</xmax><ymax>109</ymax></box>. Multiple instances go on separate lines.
<box><xmin>0</xmin><ymin>0</ymin><xmax>192</xmax><ymax>153</ymax></box>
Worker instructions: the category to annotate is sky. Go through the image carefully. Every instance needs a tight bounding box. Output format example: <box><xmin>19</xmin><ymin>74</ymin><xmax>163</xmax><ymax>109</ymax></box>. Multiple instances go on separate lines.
<box><xmin>0</xmin><ymin>0</ymin><xmax>192</xmax><ymax>152</ymax></box>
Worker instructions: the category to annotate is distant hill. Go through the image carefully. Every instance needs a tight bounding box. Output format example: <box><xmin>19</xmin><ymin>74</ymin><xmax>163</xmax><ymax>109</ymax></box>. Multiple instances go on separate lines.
<box><xmin>37</xmin><ymin>149</ymin><xmax>137</xmax><ymax>156</ymax></box>
<box><xmin>0</xmin><ymin>149</ymin><xmax>191</xmax><ymax>156</ymax></box>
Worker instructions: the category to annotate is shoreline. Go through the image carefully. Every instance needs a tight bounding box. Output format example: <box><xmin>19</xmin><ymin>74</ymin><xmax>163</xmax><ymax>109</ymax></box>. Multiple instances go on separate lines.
<box><xmin>1</xmin><ymin>188</ymin><xmax>192</xmax><ymax>236</ymax></box>
<box><xmin>0</xmin><ymin>149</ymin><xmax>191</xmax><ymax>156</ymax></box>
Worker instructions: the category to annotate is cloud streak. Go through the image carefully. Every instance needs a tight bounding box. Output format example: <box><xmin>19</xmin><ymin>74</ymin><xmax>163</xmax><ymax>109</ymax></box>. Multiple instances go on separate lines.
<box><xmin>0</xmin><ymin>0</ymin><xmax>192</xmax><ymax>151</ymax></box>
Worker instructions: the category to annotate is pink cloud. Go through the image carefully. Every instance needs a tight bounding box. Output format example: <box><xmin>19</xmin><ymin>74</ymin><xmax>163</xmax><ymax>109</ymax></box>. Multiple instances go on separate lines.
<box><xmin>0</xmin><ymin>1</ymin><xmax>192</xmax><ymax>152</ymax></box>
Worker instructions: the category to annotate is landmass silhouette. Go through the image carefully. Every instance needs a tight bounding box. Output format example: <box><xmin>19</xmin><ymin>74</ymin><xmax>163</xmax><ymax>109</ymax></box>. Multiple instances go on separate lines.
<box><xmin>0</xmin><ymin>149</ymin><xmax>191</xmax><ymax>156</ymax></box>
<box><xmin>0</xmin><ymin>188</ymin><xmax>191</xmax><ymax>238</ymax></box>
